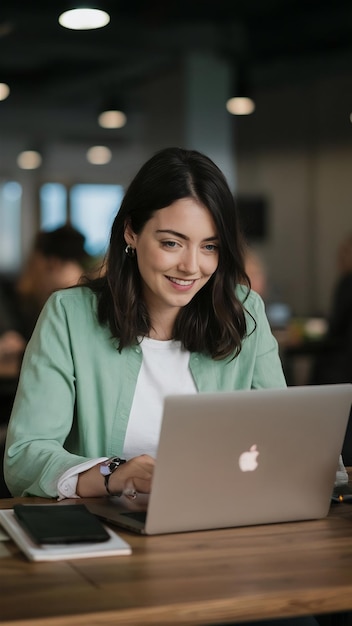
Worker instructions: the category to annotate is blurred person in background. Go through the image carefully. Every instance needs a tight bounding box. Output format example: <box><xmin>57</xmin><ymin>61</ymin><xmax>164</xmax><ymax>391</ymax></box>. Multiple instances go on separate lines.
<box><xmin>0</xmin><ymin>225</ymin><xmax>94</xmax><ymax>495</ymax></box>
<box><xmin>310</xmin><ymin>232</ymin><xmax>352</xmax><ymax>386</ymax></box>
<box><xmin>309</xmin><ymin>233</ymin><xmax>352</xmax><ymax>464</ymax></box>
<box><xmin>0</xmin><ymin>281</ymin><xmax>26</xmax><ymax>359</ymax></box>
<box><xmin>16</xmin><ymin>224</ymin><xmax>93</xmax><ymax>338</ymax></box>
<box><xmin>244</xmin><ymin>247</ymin><xmax>268</xmax><ymax>300</ymax></box>
<box><xmin>0</xmin><ymin>224</ymin><xmax>93</xmax><ymax>347</ymax></box>
<box><xmin>244</xmin><ymin>247</ymin><xmax>292</xmax><ymax>334</ymax></box>
<box><xmin>0</xmin><ymin>330</ymin><xmax>26</xmax><ymax>361</ymax></box>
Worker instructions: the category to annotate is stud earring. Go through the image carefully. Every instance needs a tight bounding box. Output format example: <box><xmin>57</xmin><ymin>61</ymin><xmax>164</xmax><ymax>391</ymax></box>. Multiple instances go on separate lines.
<box><xmin>124</xmin><ymin>244</ymin><xmax>136</xmax><ymax>257</ymax></box>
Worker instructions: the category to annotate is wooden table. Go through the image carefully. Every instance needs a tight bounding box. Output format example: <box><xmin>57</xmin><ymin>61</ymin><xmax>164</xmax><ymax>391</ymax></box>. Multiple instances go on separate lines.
<box><xmin>1</xmin><ymin>492</ymin><xmax>352</xmax><ymax>626</ymax></box>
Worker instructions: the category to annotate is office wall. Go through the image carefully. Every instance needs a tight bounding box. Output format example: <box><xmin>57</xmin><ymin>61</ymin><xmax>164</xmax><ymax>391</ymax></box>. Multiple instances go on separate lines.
<box><xmin>236</xmin><ymin>71</ymin><xmax>352</xmax><ymax>316</ymax></box>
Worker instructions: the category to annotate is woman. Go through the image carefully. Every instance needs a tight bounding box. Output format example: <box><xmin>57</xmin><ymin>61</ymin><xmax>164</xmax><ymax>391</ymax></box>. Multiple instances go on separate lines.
<box><xmin>4</xmin><ymin>147</ymin><xmax>286</xmax><ymax>500</ymax></box>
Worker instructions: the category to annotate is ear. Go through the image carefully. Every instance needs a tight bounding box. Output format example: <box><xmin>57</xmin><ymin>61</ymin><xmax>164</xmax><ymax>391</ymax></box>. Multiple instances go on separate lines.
<box><xmin>124</xmin><ymin>221</ymin><xmax>138</xmax><ymax>247</ymax></box>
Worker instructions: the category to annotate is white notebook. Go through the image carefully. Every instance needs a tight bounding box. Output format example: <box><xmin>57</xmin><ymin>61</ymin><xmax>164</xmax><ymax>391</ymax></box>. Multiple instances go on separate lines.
<box><xmin>0</xmin><ymin>509</ymin><xmax>132</xmax><ymax>561</ymax></box>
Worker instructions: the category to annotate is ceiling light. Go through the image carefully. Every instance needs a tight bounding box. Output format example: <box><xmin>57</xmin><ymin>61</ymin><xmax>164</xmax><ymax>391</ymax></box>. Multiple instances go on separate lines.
<box><xmin>98</xmin><ymin>109</ymin><xmax>127</xmax><ymax>129</ymax></box>
<box><xmin>0</xmin><ymin>83</ymin><xmax>10</xmax><ymax>101</ymax></box>
<box><xmin>226</xmin><ymin>96</ymin><xmax>256</xmax><ymax>116</ymax></box>
<box><xmin>17</xmin><ymin>150</ymin><xmax>42</xmax><ymax>170</ymax></box>
<box><xmin>86</xmin><ymin>146</ymin><xmax>112</xmax><ymax>165</ymax></box>
<box><xmin>58</xmin><ymin>8</ymin><xmax>110</xmax><ymax>30</ymax></box>
<box><xmin>226</xmin><ymin>63</ymin><xmax>256</xmax><ymax>116</ymax></box>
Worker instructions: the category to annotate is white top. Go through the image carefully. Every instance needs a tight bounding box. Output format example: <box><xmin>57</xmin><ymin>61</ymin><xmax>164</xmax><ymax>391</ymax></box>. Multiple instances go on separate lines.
<box><xmin>123</xmin><ymin>337</ymin><xmax>197</xmax><ymax>459</ymax></box>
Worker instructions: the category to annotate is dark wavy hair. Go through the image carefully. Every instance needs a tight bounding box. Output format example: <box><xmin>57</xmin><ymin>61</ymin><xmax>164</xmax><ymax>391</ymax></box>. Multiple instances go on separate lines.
<box><xmin>85</xmin><ymin>147</ymin><xmax>251</xmax><ymax>359</ymax></box>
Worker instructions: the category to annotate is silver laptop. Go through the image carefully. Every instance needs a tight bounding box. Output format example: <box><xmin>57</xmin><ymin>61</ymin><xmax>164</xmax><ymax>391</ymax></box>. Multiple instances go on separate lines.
<box><xmin>87</xmin><ymin>383</ymin><xmax>352</xmax><ymax>535</ymax></box>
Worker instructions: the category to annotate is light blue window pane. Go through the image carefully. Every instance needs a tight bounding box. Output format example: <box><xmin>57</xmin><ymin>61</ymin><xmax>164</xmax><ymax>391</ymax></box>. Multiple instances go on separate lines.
<box><xmin>70</xmin><ymin>184</ymin><xmax>123</xmax><ymax>256</ymax></box>
<box><xmin>0</xmin><ymin>181</ymin><xmax>22</xmax><ymax>273</ymax></box>
<box><xmin>40</xmin><ymin>183</ymin><xmax>67</xmax><ymax>231</ymax></box>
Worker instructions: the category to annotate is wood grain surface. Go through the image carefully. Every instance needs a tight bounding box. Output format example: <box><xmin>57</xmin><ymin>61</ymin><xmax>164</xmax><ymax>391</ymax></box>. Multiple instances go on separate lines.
<box><xmin>0</xmin><ymin>489</ymin><xmax>352</xmax><ymax>626</ymax></box>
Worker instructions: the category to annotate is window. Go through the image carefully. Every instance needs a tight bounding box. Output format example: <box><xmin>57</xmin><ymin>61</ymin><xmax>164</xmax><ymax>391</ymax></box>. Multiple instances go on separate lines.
<box><xmin>0</xmin><ymin>181</ymin><xmax>22</xmax><ymax>273</ymax></box>
<box><xmin>40</xmin><ymin>183</ymin><xmax>67</xmax><ymax>231</ymax></box>
<box><xmin>70</xmin><ymin>184</ymin><xmax>123</xmax><ymax>256</ymax></box>
<box><xmin>39</xmin><ymin>183</ymin><xmax>123</xmax><ymax>257</ymax></box>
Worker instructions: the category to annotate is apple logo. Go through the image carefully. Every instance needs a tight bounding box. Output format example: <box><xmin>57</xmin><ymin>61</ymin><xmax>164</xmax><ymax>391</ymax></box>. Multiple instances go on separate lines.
<box><xmin>238</xmin><ymin>444</ymin><xmax>259</xmax><ymax>472</ymax></box>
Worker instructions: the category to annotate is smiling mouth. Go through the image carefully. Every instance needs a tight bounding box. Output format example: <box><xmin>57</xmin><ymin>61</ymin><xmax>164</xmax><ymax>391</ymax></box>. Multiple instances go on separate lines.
<box><xmin>166</xmin><ymin>276</ymin><xmax>196</xmax><ymax>286</ymax></box>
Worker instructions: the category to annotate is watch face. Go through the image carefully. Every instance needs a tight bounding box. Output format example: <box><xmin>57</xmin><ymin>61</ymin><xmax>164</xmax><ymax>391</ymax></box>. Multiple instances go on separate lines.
<box><xmin>100</xmin><ymin>457</ymin><xmax>126</xmax><ymax>476</ymax></box>
<box><xmin>108</xmin><ymin>460</ymin><xmax>120</xmax><ymax>472</ymax></box>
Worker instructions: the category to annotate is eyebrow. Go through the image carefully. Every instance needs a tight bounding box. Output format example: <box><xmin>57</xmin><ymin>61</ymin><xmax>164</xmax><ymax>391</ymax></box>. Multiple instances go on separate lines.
<box><xmin>155</xmin><ymin>229</ymin><xmax>219</xmax><ymax>242</ymax></box>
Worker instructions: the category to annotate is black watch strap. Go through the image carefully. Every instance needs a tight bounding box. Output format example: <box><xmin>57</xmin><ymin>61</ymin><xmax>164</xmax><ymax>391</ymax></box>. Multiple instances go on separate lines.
<box><xmin>99</xmin><ymin>457</ymin><xmax>126</xmax><ymax>496</ymax></box>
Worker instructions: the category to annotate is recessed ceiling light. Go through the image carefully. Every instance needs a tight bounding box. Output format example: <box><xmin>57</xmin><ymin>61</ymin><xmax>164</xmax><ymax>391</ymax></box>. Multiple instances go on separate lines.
<box><xmin>58</xmin><ymin>8</ymin><xmax>110</xmax><ymax>30</ymax></box>
<box><xmin>17</xmin><ymin>150</ymin><xmax>42</xmax><ymax>170</ymax></box>
<box><xmin>226</xmin><ymin>96</ymin><xmax>256</xmax><ymax>115</ymax></box>
<box><xmin>86</xmin><ymin>146</ymin><xmax>112</xmax><ymax>165</ymax></box>
<box><xmin>98</xmin><ymin>110</ymin><xmax>127</xmax><ymax>129</ymax></box>
<box><xmin>0</xmin><ymin>83</ymin><xmax>10</xmax><ymax>101</ymax></box>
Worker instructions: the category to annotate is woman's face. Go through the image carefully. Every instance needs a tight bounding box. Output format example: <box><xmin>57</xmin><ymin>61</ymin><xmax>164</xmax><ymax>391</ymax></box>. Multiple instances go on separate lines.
<box><xmin>124</xmin><ymin>197</ymin><xmax>219</xmax><ymax>335</ymax></box>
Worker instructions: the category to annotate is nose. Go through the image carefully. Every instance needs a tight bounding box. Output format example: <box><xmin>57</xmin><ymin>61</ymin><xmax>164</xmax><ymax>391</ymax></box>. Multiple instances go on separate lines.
<box><xmin>177</xmin><ymin>246</ymin><xmax>199</xmax><ymax>274</ymax></box>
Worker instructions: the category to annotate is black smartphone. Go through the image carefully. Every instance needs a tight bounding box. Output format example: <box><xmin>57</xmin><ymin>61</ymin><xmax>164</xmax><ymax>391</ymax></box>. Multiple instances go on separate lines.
<box><xmin>13</xmin><ymin>503</ymin><xmax>110</xmax><ymax>544</ymax></box>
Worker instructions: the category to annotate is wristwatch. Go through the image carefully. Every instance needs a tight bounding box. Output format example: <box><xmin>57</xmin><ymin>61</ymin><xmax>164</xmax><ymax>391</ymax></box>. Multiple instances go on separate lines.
<box><xmin>99</xmin><ymin>457</ymin><xmax>126</xmax><ymax>496</ymax></box>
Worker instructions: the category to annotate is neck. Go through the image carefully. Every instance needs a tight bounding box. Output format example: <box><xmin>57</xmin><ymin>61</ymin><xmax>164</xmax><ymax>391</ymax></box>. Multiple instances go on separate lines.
<box><xmin>147</xmin><ymin>328</ymin><xmax>173</xmax><ymax>341</ymax></box>
<box><xmin>146</xmin><ymin>305</ymin><xmax>178</xmax><ymax>341</ymax></box>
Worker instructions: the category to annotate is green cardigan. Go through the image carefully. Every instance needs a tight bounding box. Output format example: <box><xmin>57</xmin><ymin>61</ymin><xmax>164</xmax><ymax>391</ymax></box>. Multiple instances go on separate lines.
<box><xmin>4</xmin><ymin>286</ymin><xmax>286</xmax><ymax>497</ymax></box>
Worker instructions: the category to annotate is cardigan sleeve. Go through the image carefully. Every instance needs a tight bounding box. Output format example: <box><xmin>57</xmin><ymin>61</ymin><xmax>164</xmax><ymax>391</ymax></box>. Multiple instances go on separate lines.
<box><xmin>4</xmin><ymin>292</ymin><xmax>91</xmax><ymax>497</ymax></box>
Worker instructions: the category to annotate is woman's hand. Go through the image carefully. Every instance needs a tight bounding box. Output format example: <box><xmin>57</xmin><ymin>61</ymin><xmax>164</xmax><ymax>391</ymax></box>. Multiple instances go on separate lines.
<box><xmin>110</xmin><ymin>454</ymin><xmax>155</xmax><ymax>496</ymax></box>
<box><xmin>77</xmin><ymin>454</ymin><xmax>155</xmax><ymax>498</ymax></box>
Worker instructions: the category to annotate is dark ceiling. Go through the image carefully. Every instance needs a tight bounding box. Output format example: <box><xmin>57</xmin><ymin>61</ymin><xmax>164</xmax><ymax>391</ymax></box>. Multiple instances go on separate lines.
<box><xmin>1</xmin><ymin>0</ymin><xmax>352</xmax><ymax>145</ymax></box>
